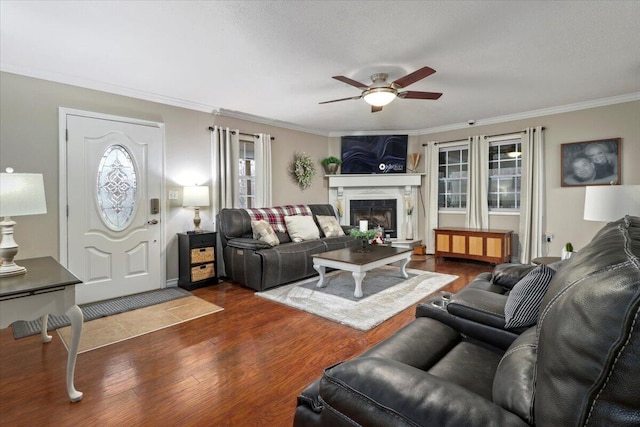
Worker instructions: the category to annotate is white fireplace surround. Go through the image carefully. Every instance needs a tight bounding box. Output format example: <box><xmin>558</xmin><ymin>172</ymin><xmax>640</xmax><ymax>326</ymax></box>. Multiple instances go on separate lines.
<box><xmin>327</xmin><ymin>174</ymin><xmax>422</xmax><ymax>241</ymax></box>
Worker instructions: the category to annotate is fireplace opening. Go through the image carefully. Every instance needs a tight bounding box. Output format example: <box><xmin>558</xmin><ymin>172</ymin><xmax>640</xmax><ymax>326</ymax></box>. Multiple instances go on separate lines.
<box><xmin>350</xmin><ymin>199</ymin><xmax>397</xmax><ymax>238</ymax></box>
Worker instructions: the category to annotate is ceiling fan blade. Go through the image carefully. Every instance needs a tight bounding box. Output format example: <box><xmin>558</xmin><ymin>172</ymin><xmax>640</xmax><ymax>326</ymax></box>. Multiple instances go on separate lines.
<box><xmin>392</xmin><ymin>66</ymin><xmax>436</xmax><ymax>88</ymax></box>
<box><xmin>398</xmin><ymin>91</ymin><xmax>443</xmax><ymax>100</ymax></box>
<box><xmin>319</xmin><ymin>95</ymin><xmax>362</xmax><ymax>104</ymax></box>
<box><xmin>371</xmin><ymin>105</ymin><xmax>383</xmax><ymax>113</ymax></box>
<box><xmin>332</xmin><ymin>75</ymin><xmax>368</xmax><ymax>90</ymax></box>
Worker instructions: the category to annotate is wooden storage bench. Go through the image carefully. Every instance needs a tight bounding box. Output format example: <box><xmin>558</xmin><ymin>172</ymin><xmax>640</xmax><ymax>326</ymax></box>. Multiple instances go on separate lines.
<box><xmin>434</xmin><ymin>227</ymin><xmax>512</xmax><ymax>264</ymax></box>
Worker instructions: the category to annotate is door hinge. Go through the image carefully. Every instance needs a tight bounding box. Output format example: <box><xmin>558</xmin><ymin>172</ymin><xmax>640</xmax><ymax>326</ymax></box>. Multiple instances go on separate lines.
<box><xmin>67</xmin><ymin>205</ymin><xmax>69</xmax><ymax>217</ymax></box>
<box><xmin>65</xmin><ymin>128</ymin><xmax>68</xmax><ymax>142</ymax></box>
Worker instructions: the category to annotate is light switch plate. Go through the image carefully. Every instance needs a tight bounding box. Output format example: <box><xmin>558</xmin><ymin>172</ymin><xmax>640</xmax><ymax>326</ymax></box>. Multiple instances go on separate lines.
<box><xmin>168</xmin><ymin>190</ymin><xmax>179</xmax><ymax>200</ymax></box>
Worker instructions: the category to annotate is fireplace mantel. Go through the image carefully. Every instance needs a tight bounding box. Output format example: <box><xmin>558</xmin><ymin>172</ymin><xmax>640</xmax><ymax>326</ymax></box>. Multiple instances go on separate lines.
<box><xmin>327</xmin><ymin>173</ymin><xmax>422</xmax><ymax>241</ymax></box>
<box><xmin>327</xmin><ymin>173</ymin><xmax>423</xmax><ymax>188</ymax></box>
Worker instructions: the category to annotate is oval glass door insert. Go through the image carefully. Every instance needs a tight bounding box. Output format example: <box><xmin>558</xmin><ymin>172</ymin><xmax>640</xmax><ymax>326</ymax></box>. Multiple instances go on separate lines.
<box><xmin>97</xmin><ymin>144</ymin><xmax>138</xmax><ymax>231</ymax></box>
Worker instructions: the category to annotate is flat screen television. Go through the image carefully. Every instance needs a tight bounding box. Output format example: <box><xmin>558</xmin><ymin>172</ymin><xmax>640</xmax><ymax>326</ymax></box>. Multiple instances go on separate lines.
<box><xmin>341</xmin><ymin>135</ymin><xmax>408</xmax><ymax>174</ymax></box>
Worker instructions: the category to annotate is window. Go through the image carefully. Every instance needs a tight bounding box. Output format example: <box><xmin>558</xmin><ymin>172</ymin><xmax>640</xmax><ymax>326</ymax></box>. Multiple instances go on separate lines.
<box><xmin>438</xmin><ymin>146</ymin><xmax>468</xmax><ymax>209</ymax></box>
<box><xmin>488</xmin><ymin>139</ymin><xmax>521</xmax><ymax>211</ymax></box>
<box><xmin>238</xmin><ymin>138</ymin><xmax>255</xmax><ymax>208</ymax></box>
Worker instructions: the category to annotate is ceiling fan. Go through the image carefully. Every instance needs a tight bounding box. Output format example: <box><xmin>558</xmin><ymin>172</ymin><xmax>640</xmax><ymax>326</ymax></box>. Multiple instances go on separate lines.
<box><xmin>319</xmin><ymin>66</ymin><xmax>442</xmax><ymax>113</ymax></box>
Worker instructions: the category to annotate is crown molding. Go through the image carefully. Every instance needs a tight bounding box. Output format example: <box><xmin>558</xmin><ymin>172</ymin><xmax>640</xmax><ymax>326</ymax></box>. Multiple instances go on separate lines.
<box><xmin>416</xmin><ymin>92</ymin><xmax>640</xmax><ymax>135</ymax></box>
<box><xmin>3</xmin><ymin>64</ymin><xmax>638</xmax><ymax>138</ymax></box>
<box><xmin>0</xmin><ymin>64</ymin><xmax>218</xmax><ymax>113</ymax></box>
<box><xmin>214</xmin><ymin>109</ymin><xmax>328</xmax><ymax>137</ymax></box>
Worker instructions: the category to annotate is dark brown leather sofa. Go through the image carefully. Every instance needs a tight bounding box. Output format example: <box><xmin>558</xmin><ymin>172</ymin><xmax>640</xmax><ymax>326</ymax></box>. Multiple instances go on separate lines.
<box><xmin>294</xmin><ymin>216</ymin><xmax>640</xmax><ymax>426</ymax></box>
<box><xmin>217</xmin><ymin>204</ymin><xmax>358</xmax><ymax>292</ymax></box>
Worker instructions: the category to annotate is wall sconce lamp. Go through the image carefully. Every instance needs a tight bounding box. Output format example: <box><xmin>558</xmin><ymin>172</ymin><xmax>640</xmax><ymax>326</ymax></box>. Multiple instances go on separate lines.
<box><xmin>183</xmin><ymin>185</ymin><xmax>210</xmax><ymax>233</ymax></box>
<box><xmin>583</xmin><ymin>185</ymin><xmax>640</xmax><ymax>221</ymax></box>
<box><xmin>0</xmin><ymin>168</ymin><xmax>47</xmax><ymax>276</ymax></box>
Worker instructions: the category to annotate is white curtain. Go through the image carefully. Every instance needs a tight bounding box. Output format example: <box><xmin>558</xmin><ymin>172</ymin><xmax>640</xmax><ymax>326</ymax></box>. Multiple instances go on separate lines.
<box><xmin>519</xmin><ymin>126</ymin><xmax>545</xmax><ymax>264</ymax></box>
<box><xmin>466</xmin><ymin>135</ymin><xmax>489</xmax><ymax>228</ymax></box>
<box><xmin>211</xmin><ymin>126</ymin><xmax>238</xmax><ymax>215</ymax></box>
<box><xmin>424</xmin><ymin>141</ymin><xmax>440</xmax><ymax>254</ymax></box>
<box><xmin>254</xmin><ymin>133</ymin><xmax>272</xmax><ymax>207</ymax></box>
<box><xmin>211</xmin><ymin>126</ymin><xmax>239</xmax><ymax>278</ymax></box>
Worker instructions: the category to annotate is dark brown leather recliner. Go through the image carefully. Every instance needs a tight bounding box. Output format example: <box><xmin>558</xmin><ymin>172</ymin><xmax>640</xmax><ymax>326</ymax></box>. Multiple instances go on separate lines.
<box><xmin>294</xmin><ymin>216</ymin><xmax>640</xmax><ymax>426</ymax></box>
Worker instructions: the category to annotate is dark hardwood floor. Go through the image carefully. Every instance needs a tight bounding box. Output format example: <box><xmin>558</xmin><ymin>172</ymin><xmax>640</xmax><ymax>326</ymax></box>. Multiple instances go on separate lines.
<box><xmin>0</xmin><ymin>256</ymin><xmax>491</xmax><ymax>426</ymax></box>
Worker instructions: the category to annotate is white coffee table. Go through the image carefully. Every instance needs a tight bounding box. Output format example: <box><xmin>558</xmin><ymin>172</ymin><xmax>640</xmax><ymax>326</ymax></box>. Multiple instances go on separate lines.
<box><xmin>312</xmin><ymin>245</ymin><xmax>412</xmax><ymax>298</ymax></box>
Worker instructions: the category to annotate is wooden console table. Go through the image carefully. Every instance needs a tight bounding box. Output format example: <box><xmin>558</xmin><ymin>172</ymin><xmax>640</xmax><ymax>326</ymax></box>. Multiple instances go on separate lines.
<box><xmin>434</xmin><ymin>227</ymin><xmax>512</xmax><ymax>264</ymax></box>
<box><xmin>0</xmin><ymin>257</ymin><xmax>84</xmax><ymax>402</ymax></box>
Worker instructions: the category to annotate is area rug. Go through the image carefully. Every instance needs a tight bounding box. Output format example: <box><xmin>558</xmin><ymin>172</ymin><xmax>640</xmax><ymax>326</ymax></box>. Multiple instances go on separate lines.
<box><xmin>57</xmin><ymin>296</ymin><xmax>223</xmax><ymax>353</ymax></box>
<box><xmin>255</xmin><ymin>266</ymin><xmax>457</xmax><ymax>331</ymax></box>
<box><xmin>12</xmin><ymin>287</ymin><xmax>192</xmax><ymax>339</ymax></box>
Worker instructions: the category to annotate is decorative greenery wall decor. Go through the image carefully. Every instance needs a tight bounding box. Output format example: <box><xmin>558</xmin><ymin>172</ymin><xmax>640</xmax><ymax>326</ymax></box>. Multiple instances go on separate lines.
<box><xmin>291</xmin><ymin>153</ymin><xmax>316</xmax><ymax>190</ymax></box>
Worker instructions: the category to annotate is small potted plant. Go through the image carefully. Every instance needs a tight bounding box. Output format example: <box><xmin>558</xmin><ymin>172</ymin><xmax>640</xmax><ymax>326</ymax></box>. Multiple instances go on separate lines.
<box><xmin>561</xmin><ymin>242</ymin><xmax>574</xmax><ymax>260</ymax></box>
<box><xmin>321</xmin><ymin>156</ymin><xmax>342</xmax><ymax>175</ymax></box>
<box><xmin>349</xmin><ymin>228</ymin><xmax>377</xmax><ymax>253</ymax></box>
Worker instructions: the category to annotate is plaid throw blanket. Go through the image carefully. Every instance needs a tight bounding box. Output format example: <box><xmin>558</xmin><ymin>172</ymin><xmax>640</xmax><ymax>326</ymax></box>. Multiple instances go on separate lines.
<box><xmin>245</xmin><ymin>205</ymin><xmax>312</xmax><ymax>233</ymax></box>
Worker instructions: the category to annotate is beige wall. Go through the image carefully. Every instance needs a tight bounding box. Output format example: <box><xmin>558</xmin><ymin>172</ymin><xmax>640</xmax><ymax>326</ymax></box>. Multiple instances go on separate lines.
<box><xmin>1</xmin><ymin>71</ymin><xmax>638</xmax><ymax>281</ymax></box>
<box><xmin>212</xmin><ymin>115</ymin><xmax>330</xmax><ymax>206</ymax></box>
<box><xmin>421</xmin><ymin>100</ymin><xmax>640</xmax><ymax>257</ymax></box>
<box><xmin>0</xmin><ymin>72</ymin><xmax>329</xmax><ymax>281</ymax></box>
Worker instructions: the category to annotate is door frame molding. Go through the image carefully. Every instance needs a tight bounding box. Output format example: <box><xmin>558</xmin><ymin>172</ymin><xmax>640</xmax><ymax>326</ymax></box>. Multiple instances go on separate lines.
<box><xmin>58</xmin><ymin>107</ymin><xmax>166</xmax><ymax>287</ymax></box>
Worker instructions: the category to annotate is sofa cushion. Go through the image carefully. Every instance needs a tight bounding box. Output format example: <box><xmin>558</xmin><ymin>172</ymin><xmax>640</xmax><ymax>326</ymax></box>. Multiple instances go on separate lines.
<box><xmin>491</xmin><ymin>264</ymin><xmax>536</xmax><ymax>289</ymax></box>
<box><xmin>504</xmin><ymin>264</ymin><xmax>554</xmax><ymax>329</ymax></box>
<box><xmin>285</xmin><ymin>215</ymin><xmax>320</xmax><ymax>242</ymax></box>
<box><xmin>251</xmin><ymin>220</ymin><xmax>279</xmax><ymax>247</ymax></box>
<box><xmin>316</xmin><ymin>215</ymin><xmax>344</xmax><ymax>238</ymax></box>
<box><xmin>245</xmin><ymin>205</ymin><xmax>312</xmax><ymax>233</ymax></box>
<box><xmin>534</xmin><ymin>216</ymin><xmax>640</xmax><ymax>426</ymax></box>
<box><xmin>492</xmin><ymin>327</ymin><xmax>537</xmax><ymax>424</ymax></box>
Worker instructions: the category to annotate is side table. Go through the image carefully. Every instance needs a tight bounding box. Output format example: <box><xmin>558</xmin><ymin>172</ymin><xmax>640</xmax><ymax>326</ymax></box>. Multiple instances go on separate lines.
<box><xmin>0</xmin><ymin>257</ymin><xmax>84</xmax><ymax>402</ymax></box>
<box><xmin>531</xmin><ymin>256</ymin><xmax>562</xmax><ymax>265</ymax></box>
<box><xmin>178</xmin><ymin>231</ymin><xmax>218</xmax><ymax>290</ymax></box>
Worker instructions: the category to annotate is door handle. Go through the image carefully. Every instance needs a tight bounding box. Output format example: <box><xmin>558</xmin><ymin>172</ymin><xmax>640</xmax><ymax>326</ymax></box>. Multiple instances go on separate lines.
<box><xmin>147</xmin><ymin>219</ymin><xmax>159</xmax><ymax>225</ymax></box>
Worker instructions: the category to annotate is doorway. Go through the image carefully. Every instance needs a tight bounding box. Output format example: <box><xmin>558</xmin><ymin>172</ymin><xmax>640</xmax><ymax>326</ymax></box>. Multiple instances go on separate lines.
<box><xmin>59</xmin><ymin>108</ymin><xmax>165</xmax><ymax>304</ymax></box>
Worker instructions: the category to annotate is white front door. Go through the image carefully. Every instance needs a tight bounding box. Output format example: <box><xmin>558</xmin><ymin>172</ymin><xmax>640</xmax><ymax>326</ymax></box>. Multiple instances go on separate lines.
<box><xmin>63</xmin><ymin>110</ymin><xmax>164</xmax><ymax>304</ymax></box>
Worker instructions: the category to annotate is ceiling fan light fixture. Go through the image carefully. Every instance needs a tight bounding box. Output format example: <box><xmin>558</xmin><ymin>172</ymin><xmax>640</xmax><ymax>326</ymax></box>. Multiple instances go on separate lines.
<box><xmin>363</xmin><ymin>87</ymin><xmax>396</xmax><ymax>107</ymax></box>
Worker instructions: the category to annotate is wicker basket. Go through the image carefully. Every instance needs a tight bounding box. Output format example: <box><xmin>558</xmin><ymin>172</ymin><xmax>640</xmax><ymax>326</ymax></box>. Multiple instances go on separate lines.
<box><xmin>191</xmin><ymin>247</ymin><xmax>214</xmax><ymax>264</ymax></box>
<box><xmin>191</xmin><ymin>263</ymin><xmax>215</xmax><ymax>282</ymax></box>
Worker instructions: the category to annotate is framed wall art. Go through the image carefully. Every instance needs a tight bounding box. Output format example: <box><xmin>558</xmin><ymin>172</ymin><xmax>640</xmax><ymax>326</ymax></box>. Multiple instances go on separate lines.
<box><xmin>560</xmin><ymin>138</ymin><xmax>621</xmax><ymax>187</ymax></box>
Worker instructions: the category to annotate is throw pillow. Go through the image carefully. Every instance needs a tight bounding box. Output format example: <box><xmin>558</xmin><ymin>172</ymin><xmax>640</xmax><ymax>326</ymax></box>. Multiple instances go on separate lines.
<box><xmin>284</xmin><ymin>215</ymin><xmax>320</xmax><ymax>242</ymax></box>
<box><xmin>316</xmin><ymin>215</ymin><xmax>345</xmax><ymax>238</ymax></box>
<box><xmin>251</xmin><ymin>220</ymin><xmax>279</xmax><ymax>247</ymax></box>
<box><xmin>504</xmin><ymin>264</ymin><xmax>555</xmax><ymax>329</ymax></box>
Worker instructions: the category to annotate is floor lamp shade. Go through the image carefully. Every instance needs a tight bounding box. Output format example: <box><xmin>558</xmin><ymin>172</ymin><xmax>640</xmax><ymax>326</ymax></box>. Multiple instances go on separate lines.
<box><xmin>583</xmin><ymin>185</ymin><xmax>640</xmax><ymax>221</ymax></box>
<box><xmin>183</xmin><ymin>185</ymin><xmax>210</xmax><ymax>233</ymax></box>
<box><xmin>0</xmin><ymin>171</ymin><xmax>48</xmax><ymax>276</ymax></box>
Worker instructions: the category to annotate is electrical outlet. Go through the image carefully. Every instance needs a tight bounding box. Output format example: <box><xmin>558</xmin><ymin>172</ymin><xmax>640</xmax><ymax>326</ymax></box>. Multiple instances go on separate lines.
<box><xmin>545</xmin><ymin>233</ymin><xmax>554</xmax><ymax>243</ymax></box>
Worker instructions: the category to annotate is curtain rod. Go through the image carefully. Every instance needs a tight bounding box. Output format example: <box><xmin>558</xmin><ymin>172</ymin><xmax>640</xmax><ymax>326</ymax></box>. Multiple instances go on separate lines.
<box><xmin>421</xmin><ymin>127</ymin><xmax>545</xmax><ymax>146</ymax></box>
<box><xmin>208</xmin><ymin>126</ymin><xmax>275</xmax><ymax>140</ymax></box>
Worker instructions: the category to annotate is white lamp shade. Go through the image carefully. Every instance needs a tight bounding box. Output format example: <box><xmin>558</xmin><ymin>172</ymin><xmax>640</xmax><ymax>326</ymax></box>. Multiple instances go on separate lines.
<box><xmin>183</xmin><ymin>185</ymin><xmax>210</xmax><ymax>207</ymax></box>
<box><xmin>584</xmin><ymin>185</ymin><xmax>640</xmax><ymax>221</ymax></box>
<box><xmin>0</xmin><ymin>173</ymin><xmax>47</xmax><ymax>217</ymax></box>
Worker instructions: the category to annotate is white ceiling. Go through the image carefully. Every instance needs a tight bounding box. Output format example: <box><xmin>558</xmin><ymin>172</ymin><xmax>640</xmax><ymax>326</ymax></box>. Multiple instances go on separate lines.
<box><xmin>1</xmin><ymin>1</ymin><xmax>639</xmax><ymax>135</ymax></box>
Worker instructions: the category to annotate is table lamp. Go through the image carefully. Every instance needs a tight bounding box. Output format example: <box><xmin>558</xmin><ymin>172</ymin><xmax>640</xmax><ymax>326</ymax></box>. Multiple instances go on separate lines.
<box><xmin>583</xmin><ymin>185</ymin><xmax>640</xmax><ymax>222</ymax></box>
<box><xmin>0</xmin><ymin>168</ymin><xmax>47</xmax><ymax>276</ymax></box>
<box><xmin>183</xmin><ymin>185</ymin><xmax>210</xmax><ymax>233</ymax></box>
